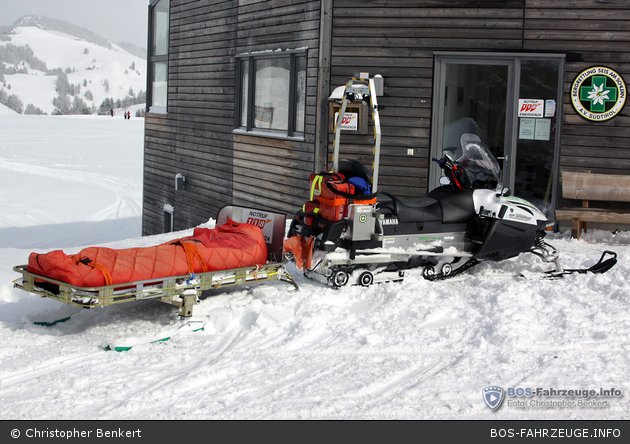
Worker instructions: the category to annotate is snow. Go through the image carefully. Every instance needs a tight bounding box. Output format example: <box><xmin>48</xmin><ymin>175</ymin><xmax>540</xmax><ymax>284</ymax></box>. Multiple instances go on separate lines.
<box><xmin>1</xmin><ymin>26</ymin><xmax>146</xmax><ymax>115</ymax></box>
<box><xmin>1</xmin><ymin>114</ymin><xmax>629</xmax><ymax>420</ymax></box>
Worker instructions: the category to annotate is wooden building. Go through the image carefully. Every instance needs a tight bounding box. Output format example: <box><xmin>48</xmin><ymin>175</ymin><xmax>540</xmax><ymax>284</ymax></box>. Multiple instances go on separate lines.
<box><xmin>143</xmin><ymin>0</ymin><xmax>630</xmax><ymax>235</ymax></box>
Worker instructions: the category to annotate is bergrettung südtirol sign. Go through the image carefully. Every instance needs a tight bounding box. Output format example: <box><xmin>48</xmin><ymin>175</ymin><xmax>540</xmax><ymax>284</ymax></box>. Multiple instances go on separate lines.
<box><xmin>571</xmin><ymin>66</ymin><xmax>626</xmax><ymax>122</ymax></box>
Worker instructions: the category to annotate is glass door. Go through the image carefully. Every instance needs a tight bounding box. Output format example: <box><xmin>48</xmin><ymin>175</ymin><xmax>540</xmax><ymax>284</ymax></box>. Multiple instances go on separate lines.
<box><xmin>431</xmin><ymin>53</ymin><xmax>565</xmax><ymax>218</ymax></box>
<box><xmin>514</xmin><ymin>59</ymin><xmax>562</xmax><ymax>216</ymax></box>
<box><xmin>443</xmin><ymin>62</ymin><xmax>512</xmax><ymax>174</ymax></box>
<box><xmin>431</xmin><ymin>57</ymin><xmax>515</xmax><ymax>188</ymax></box>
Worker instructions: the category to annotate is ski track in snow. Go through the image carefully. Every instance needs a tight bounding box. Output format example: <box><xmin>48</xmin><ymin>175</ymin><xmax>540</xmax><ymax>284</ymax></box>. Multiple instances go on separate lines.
<box><xmin>89</xmin><ymin>328</ymin><xmax>247</xmax><ymax>418</ymax></box>
<box><xmin>0</xmin><ymin>158</ymin><xmax>142</xmax><ymax>199</ymax></box>
<box><xmin>0</xmin><ymin>352</ymin><xmax>101</xmax><ymax>388</ymax></box>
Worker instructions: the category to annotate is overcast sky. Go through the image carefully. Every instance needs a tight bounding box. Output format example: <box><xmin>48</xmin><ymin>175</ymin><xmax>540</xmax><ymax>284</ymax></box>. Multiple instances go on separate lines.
<box><xmin>1</xmin><ymin>0</ymin><xmax>150</xmax><ymax>47</ymax></box>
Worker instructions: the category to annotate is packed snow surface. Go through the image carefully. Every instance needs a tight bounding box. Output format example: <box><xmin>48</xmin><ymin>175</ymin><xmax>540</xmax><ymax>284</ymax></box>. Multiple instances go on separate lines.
<box><xmin>0</xmin><ymin>115</ymin><xmax>629</xmax><ymax>420</ymax></box>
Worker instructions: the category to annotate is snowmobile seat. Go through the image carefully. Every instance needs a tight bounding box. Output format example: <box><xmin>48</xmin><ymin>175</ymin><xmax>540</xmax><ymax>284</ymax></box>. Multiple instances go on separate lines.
<box><xmin>427</xmin><ymin>186</ymin><xmax>476</xmax><ymax>224</ymax></box>
<box><xmin>378</xmin><ymin>192</ymin><xmax>443</xmax><ymax>223</ymax></box>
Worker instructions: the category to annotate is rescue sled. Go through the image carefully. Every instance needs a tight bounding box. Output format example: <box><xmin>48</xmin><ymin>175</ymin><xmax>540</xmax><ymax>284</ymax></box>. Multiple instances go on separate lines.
<box><xmin>13</xmin><ymin>206</ymin><xmax>297</xmax><ymax>317</ymax></box>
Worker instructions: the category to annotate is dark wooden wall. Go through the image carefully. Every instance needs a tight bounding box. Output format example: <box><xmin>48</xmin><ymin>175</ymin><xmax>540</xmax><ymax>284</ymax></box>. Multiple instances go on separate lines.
<box><xmin>143</xmin><ymin>0</ymin><xmax>239</xmax><ymax>235</ymax></box>
<box><xmin>329</xmin><ymin>0</ymin><xmax>630</xmax><ymax>199</ymax></box>
<box><xmin>232</xmin><ymin>0</ymin><xmax>321</xmax><ymax>215</ymax></box>
<box><xmin>329</xmin><ymin>0</ymin><xmax>527</xmax><ymax>198</ymax></box>
<box><xmin>522</xmin><ymin>0</ymin><xmax>630</xmax><ymax>177</ymax></box>
<box><xmin>143</xmin><ymin>0</ymin><xmax>321</xmax><ymax>235</ymax></box>
<box><xmin>143</xmin><ymin>0</ymin><xmax>630</xmax><ymax>234</ymax></box>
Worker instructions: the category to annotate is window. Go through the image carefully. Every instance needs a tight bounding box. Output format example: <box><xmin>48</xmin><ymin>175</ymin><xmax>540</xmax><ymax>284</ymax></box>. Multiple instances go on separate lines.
<box><xmin>163</xmin><ymin>203</ymin><xmax>174</xmax><ymax>233</ymax></box>
<box><xmin>147</xmin><ymin>0</ymin><xmax>169</xmax><ymax>113</ymax></box>
<box><xmin>235</xmin><ymin>49</ymin><xmax>307</xmax><ymax>138</ymax></box>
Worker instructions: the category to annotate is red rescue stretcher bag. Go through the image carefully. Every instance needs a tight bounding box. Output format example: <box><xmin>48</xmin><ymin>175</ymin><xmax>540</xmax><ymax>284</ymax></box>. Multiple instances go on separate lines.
<box><xmin>27</xmin><ymin>220</ymin><xmax>267</xmax><ymax>288</ymax></box>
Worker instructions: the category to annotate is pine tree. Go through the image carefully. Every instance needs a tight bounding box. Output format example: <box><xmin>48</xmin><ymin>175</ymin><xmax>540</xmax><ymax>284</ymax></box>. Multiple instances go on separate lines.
<box><xmin>98</xmin><ymin>97</ymin><xmax>114</xmax><ymax>115</ymax></box>
<box><xmin>136</xmin><ymin>90</ymin><xmax>146</xmax><ymax>104</ymax></box>
<box><xmin>25</xmin><ymin>104</ymin><xmax>46</xmax><ymax>115</ymax></box>
<box><xmin>7</xmin><ymin>94</ymin><xmax>24</xmax><ymax>113</ymax></box>
<box><xmin>53</xmin><ymin>93</ymin><xmax>71</xmax><ymax>114</ymax></box>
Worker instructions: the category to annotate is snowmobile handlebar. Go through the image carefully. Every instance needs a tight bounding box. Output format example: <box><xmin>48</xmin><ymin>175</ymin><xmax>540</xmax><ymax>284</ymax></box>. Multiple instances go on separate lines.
<box><xmin>432</xmin><ymin>157</ymin><xmax>500</xmax><ymax>191</ymax></box>
<box><xmin>432</xmin><ymin>157</ymin><xmax>453</xmax><ymax>169</ymax></box>
<box><xmin>432</xmin><ymin>157</ymin><xmax>470</xmax><ymax>191</ymax></box>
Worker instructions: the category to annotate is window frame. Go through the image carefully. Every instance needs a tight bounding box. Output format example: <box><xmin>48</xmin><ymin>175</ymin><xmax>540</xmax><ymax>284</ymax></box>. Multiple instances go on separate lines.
<box><xmin>147</xmin><ymin>0</ymin><xmax>170</xmax><ymax>114</ymax></box>
<box><xmin>234</xmin><ymin>48</ymin><xmax>307</xmax><ymax>140</ymax></box>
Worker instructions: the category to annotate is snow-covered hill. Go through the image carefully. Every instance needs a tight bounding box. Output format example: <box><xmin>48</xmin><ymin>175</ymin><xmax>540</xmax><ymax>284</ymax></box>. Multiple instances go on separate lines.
<box><xmin>0</xmin><ymin>17</ymin><xmax>146</xmax><ymax>115</ymax></box>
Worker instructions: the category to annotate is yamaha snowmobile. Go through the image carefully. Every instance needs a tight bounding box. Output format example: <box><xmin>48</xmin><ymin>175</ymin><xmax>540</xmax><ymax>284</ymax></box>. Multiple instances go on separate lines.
<box><xmin>283</xmin><ymin>76</ymin><xmax>616</xmax><ymax>287</ymax></box>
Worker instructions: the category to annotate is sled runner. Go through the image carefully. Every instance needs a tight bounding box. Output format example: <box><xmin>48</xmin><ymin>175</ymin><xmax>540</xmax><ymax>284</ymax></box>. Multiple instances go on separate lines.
<box><xmin>13</xmin><ymin>206</ymin><xmax>297</xmax><ymax>317</ymax></box>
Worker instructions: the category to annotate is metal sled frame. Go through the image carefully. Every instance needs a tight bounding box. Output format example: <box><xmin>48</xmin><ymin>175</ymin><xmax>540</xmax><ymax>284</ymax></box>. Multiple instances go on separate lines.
<box><xmin>332</xmin><ymin>76</ymin><xmax>382</xmax><ymax>193</ymax></box>
<box><xmin>12</xmin><ymin>206</ymin><xmax>298</xmax><ymax>317</ymax></box>
<box><xmin>13</xmin><ymin>262</ymin><xmax>297</xmax><ymax>317</ymax></box>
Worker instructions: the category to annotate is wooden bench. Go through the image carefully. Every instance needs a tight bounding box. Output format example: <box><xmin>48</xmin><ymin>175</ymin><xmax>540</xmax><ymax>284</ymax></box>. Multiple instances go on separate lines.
<box><xmin>555</xmin><ymin>170</ymin><xmax>630</xmax><ymax>239</ymax></box>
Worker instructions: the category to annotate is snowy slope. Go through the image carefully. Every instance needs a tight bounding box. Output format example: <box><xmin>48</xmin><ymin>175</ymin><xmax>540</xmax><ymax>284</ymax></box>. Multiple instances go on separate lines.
<box><xmin>0</xmin><ymin>102</ymin><xmax>19</xmax><ymax>115</ymax></box>
<box><xmin>0</xmin><ymin>115</ymin><xmax>143</xmax><ymax>248</ymax></box>
<box><xmin>0</xmin><ymin>115</ymin><xmax>629</xmax><ymax>420</ymax></box>
<box><xmin>1</xmin><ymin>24</ymin><xmax>146</xmax><ymax>114</ymax></box>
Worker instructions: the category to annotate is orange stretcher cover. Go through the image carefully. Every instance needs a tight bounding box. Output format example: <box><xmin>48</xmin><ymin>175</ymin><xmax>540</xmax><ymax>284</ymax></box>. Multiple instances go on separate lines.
<box><xmin>27</xmin><ymin>219</ymin><xmax>267</xmax><ymax>288</ymax></box>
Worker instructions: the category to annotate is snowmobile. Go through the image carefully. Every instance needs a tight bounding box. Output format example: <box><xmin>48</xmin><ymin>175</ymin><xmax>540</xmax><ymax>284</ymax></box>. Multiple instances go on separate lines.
<box><xmin>284</xmin><ymin>76</ymin><xmax>617</xmax><ymax>288</ymax></box>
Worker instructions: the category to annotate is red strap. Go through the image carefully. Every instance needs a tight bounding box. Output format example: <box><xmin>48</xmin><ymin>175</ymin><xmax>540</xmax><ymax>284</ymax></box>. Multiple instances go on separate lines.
<box><xmin>176</xmin><ymin>240</ymin><xmax>209</xmax><ymax>274</ymax></box>
<box><xmin>88</xmin><ymin>261</ymin><xmax>113</xmax><ymax>286</ymax></box>
<box><xmin>76</xmin><ymin>256</ymin><xmax>113</xmax><ymax>286</ymax></box>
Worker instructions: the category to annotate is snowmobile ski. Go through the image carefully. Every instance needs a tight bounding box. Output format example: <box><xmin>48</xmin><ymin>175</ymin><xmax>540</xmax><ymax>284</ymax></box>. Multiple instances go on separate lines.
<box><xmin>543</xmin><ymin>250</ymin><xmax>617</xmax><ymax>279</ymax></box>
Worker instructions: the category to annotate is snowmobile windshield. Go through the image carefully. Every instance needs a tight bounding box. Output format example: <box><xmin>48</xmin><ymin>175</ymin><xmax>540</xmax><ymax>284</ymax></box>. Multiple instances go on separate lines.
<box><xmin>456</xmin><ymin>134</ymin><xmax>501</xmax><ymax>186</ymax></box>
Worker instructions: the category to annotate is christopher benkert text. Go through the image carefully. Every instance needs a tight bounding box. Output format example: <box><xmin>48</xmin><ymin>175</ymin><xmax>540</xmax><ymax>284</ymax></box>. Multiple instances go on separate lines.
<box><xmin>27</xmin><ymin>428</ymin><xmax>142</xmax><ymax>438</ymax></box>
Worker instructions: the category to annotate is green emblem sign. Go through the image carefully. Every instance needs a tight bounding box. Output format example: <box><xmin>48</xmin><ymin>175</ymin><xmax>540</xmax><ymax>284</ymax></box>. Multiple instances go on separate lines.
<box><xmin>571</xmin><ymin>66</ymin><xmax>626</xmax><ymax>121</ymax></box>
